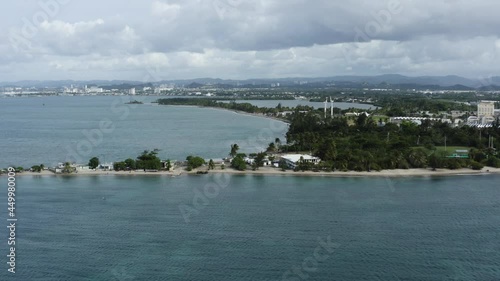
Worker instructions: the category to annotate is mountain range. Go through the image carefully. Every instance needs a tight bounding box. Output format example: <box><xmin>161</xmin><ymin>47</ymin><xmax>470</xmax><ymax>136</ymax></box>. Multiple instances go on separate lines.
<box><xmin>3</xmin><ymin>74</ymin><xmax>500</xmax><ymax>90</ymax></box>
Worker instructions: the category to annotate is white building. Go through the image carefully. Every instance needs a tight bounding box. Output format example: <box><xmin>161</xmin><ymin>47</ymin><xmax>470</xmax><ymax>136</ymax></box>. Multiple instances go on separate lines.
<box><xmin>389</xmin><ymin>117</ymin><xmax>452</xmax><ymax>125</ymax></box>
<box><xmin>478</xmin><ymin>101</ymin><xmax>495</xmax><ymax>118</ymax></box>
<box><xmin>281</xmin><ymin>154</ymin><xmax>321</xmax><ymax>169</ymax></box>
<box><xmin>99</xmin><ymin>163</ymin><xmax>114</xmax><ymax>171</ymax></box>
<box><xmin>85</xmin><ymin>86</ymin><xmax>103</xmax><ymax>94</ymax></box>
<box><xmin>129</xmin><ymin>88</ymin><xmax>136</xmax><ymax>95</ymax></box>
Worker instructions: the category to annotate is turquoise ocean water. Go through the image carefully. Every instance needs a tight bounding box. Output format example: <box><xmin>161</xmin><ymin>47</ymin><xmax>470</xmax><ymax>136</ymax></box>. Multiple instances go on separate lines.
<box><xmin>0</xmin><ymin>175</ymin><xmax>499</xmax><ymax>280</ymax></box>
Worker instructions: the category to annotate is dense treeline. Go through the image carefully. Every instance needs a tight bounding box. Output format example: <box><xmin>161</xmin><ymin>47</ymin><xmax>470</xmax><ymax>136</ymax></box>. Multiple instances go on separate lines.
<box><xmin>284</xmin><ymin>111</ymin><xmax>500</xmax><ymax>171</ymax></box>
<box><xmin>376</xmin><ymin>96</ymin><xmax>475</xmax><ymax>117</ymax></box>
<box><xmin>114</xmin><ymin>150</ymin><xmax>165</xmax><ymax>171</ymax></box>
<box><xmin>157</xmin><ymin>98</ymin><xmax>311</xmax><ymax>116</ymax></box>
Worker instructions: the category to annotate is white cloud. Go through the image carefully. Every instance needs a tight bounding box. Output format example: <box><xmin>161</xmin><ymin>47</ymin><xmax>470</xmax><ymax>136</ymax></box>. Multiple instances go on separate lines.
<box><xmin>40</xmin><ymin>19</ymin><xmax>104</xmax><ymax>36</ymax></box>
<box><xmin>152</xmin><ymin>1</ymin><xmax>181</xmax><ymax>18</ymax></box>
<box><xmin>3</xmin><ymin>0</ymin><xmax>500</xmax><ymax>81</ymax></box>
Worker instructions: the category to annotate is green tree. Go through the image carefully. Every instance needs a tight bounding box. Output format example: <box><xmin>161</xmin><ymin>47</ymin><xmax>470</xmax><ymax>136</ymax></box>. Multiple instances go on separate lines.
<box><xmin>428</xmin><ymin>153</ymin><xmax>441</xmax><ymax>171</ymax></box>
<box><xmin>231</xmin><ymin>156</ymin><xmax>247</xmax><ymax>171</ymax></box>
<box><xmin>31</xmin><ymin>165</ymin><xmax>42</xmax><ymax>173</ymax></box>
<box><xmin>267</xmin><ymin>142</ymin><xmax>276</xmax><ymax>153</ymax></box>
<box><xmin>124</xmin><ymin>158</ymin><xmax>136</xmax><ymax>170</ymax></box>
<box><xmin>254</xmin><ymin>152</ymin><xmax>267</xmax><ymax>170</ymax></box>
<box><xmin>165</xmin><ymin>159</ymin><xmax>172</xmax><ymax>171</ymax></box>
<box><xmin>136</xmin><ymin>150</ymin><xmax>162</xmax><ymax>170</ymax></box>
<box><xmin>279</xmin><ymin>159</ymin><xmax>288</xmax><ymax>171</ymax></box>
<box><xmin>62</xmin><ymin>162</ymin><xmax>75</xmax><ymax>174</ymax></box>
<box><xmin>208</xmin><ymin>159</ymin><xmax>215</xmax><ymax>170</ymax></box>
<box><xmin>230</xmin><ymin>144</ymin><xmax>240</xmax><ymax>157</ymax></box>
<box><xmin>114</xmin><ymin>162</ymin><xmax>127</xmax><ymax>171</ymax></box>
<box><xmin>407</xmin><ymin>148</ymin><xmax>428</xmax><ymax>168</ymax></box>
<box><xmin>186</xmin><ymin>156</ymin><xmax>205</xmax><ymax>169</ymax></box>
<box><xmin>88</xmin><ymin>157</ymin><xmax>100</xmax><ymax>169</ymax></box>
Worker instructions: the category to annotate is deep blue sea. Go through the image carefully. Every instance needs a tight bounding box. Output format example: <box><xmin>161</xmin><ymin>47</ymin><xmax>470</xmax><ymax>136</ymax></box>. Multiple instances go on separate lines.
<box><xmin>1</xmin><ymin>96</ymin><xmax>500</xmax><ymax>280</ymax></box>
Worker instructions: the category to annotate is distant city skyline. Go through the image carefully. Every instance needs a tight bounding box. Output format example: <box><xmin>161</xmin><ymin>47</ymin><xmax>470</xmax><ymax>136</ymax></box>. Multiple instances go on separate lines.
<box><xmin>3</xmin><ymin>1</ymin><xmax>500</xmax><ymax>81</ymax></box>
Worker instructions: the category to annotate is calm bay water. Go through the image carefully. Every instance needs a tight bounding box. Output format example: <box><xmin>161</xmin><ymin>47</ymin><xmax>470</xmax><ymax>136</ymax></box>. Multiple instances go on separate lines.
<box><xmin>0</xmin><ymin>175</ymin><xmax>499</xmax><ymax>280</ymax></box>
<box><xmin>0</xmin><ymin>96</ymin><xmax>288</xmax><ymax>168</ymax></box>
<box><xmin>1</xmin><ymin>96</ymin><xmax>500</xmax><ymax>280</ymax></box>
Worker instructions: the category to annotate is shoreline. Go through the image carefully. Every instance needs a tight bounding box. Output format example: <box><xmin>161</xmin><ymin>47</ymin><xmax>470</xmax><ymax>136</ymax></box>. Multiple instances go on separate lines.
<box><xmin>5</xmin><ymin>167</ymin><xmax>500</xmax><ymax>178</ymax></box>
<box><xmin>163</xmin><ymin>104</ymin><xmax>290</xmax><ymax>124</ymax></box>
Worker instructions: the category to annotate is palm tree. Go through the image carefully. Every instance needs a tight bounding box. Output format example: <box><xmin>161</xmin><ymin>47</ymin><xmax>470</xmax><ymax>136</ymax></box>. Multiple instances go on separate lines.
<box><xmin>267</xmin><ymin>142</ymin><xmax>276</xmax><ymax>153</ymax></box>
<box><xmin>275</xmin><ymin>138</ymin><xmax>281</xmax><ymax>151</ymax></box>
<box><xmin>208</xmin><ymin>159</ymin><xmax>215</xmax><ymax>170</ymax></box>
<box><xmin>230</xmin><ymin>144</ymin><xmax>239</xmax><ymax>157</ymax></box>
<box><xmin>407</xmin><ymin>148</ymin><xmax>428</xmax><ymax>168</ymax></box>
<box><xmin>62</xmin><ymin>162</ymin><xmax>75</xmax><ymax>174</ymax></box>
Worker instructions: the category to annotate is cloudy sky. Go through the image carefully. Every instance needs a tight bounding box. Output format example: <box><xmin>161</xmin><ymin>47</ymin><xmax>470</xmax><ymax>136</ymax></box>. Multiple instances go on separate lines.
<box><xmin>2</xmin><ymin>0</ymin><xmax>500</xmax><ymax>81</ymax></box>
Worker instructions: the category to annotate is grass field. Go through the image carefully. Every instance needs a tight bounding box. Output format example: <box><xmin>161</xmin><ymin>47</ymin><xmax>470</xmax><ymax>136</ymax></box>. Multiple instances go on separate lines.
<box><xmin>434</xmin><ymin>146</ymin><xmax>470</xmax><ymax>153</ymax></box>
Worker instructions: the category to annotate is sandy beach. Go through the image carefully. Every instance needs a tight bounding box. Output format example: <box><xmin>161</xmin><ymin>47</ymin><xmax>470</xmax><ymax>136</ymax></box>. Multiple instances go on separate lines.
<box><xmin>5</xmin><ymin>166</ymin><xmax>500</xmax><ymax>178</ymax></box>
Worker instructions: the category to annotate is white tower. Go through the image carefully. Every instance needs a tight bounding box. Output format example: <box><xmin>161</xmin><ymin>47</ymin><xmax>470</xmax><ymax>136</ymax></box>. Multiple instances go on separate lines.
<box><xmin>324</xmin><ymin>98</ymin><xmax>328</xmax><ymax>118</ymax></box>
<box><xmin>330</xmin><ymin>97</ymin><xmax>334</xmax><ymax>117</ymax></box>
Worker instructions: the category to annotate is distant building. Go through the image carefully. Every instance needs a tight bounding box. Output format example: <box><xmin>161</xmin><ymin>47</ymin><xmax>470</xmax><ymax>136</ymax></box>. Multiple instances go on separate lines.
<box><xmin>281</xmin><ymin>154</ymin><xmax>320</xmax><ymax>169</ymax></box>
<box><xmin>389</xmin><ymin>117</ymin><xmax>452</xmax><ymax>126</ymax></box>
<box><xmin>450</xmin><ymin>111</ymin><xmax>467</xmax><ymax>119</ymax></box>
<box><xmin>478</xmin><ymin>101</ymin><xmax>495</xmax><ymax>118</ymax></box>
<box><xmin>129</xmin><ymin>88</ymin><xmax>136</xmax><ymax>95</ymax></box>
<box><xmin>278</xmin><ymin>111</ymin><xmax>293</xmax><ymax>117</ymax></box>
<box><xmin>99</xmin><ymin>163</ymin><xmax>114</xmax><ymax>171</ymax></box>
<box><xmin>345</xmin><ymin>112</ymin><xmax>370</xmax><ymax>117</ymax></box>
<box><xmin>87</xmin><ymin>86</ymin><xmax>103</xmax><ymax>93</ymax></box>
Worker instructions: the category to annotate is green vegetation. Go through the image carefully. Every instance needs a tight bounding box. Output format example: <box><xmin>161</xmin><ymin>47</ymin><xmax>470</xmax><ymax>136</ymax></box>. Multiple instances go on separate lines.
<box><xmin>114</xmin><ymin>150</ymin><xmax>162</xmax><ymax>171</ymax></box>
<box><xmin>165</xmin><ymin>159</ymin><xmax>172</xmax><ymax>171</ymax></box>
<box><xmin>254</xmin><ymin>152</ymin><xmax>267</xmax><ymax>170</ymax></box>
<box><xmin>31</xmin><ymin>165</ymin><xmax>42</xmax><ymax>173</ymax></box>
<box><xmin>157</xmin><ymin>98</ymin><xmax>306</xmax><ymax>117</ymax></box>
<box><xmin>231</xmin><ymin>154</ymin><xmax>247</xmax><ymax>171</ymax></box>
<box><xmin>230</xmin><ymin>144</ymin><xmax>239</xmax><ymax>157</ymax></box>
<box><xmin>283</xmin><ymin>111</ymin><xmax>499</xmax><ymax>171</ymax></box>
<box><xmin>186</xmin><ymin>156</ymin><xmax>205</xmax><ymax>170</ymax></box>
<box><xmin>88</xmin><ymin>157</ymin><xmax>100</xmax><ymax>169</ymax></box>
<box><xmin>137</xmin><ymin>150</ymin><xmax>162</xmax><ymax>170</ymax></box>
<box><xmin>125</xmin><ymin>100</ymin><xmax>144</xmax><ymax>105</ymax></box>
<box><xmin>125</xmin><ymin>158</ymin><xmax>137</xmax><ymax>170</ymax></box>
<box><xmin>62</xmin><ymin>162</ymin><xmax>76</xmax><ymax>174</ymax></box>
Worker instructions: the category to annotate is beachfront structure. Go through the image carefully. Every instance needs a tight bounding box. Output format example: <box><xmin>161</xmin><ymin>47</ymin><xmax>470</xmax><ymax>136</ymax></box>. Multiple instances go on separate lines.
<box><xmin>99</xmin><ymin>163</ymin><xmax>114</xmax><ymax>171</ymax></box>
<box><xmin>281</xmin><ymin>154</ymin><xmax>321</xmax><ymax>169</ymax></box>
<box><xmin>244</xmin><ymin>157</ymin><xmax>271</xmax><ymax>166</ymax></box>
